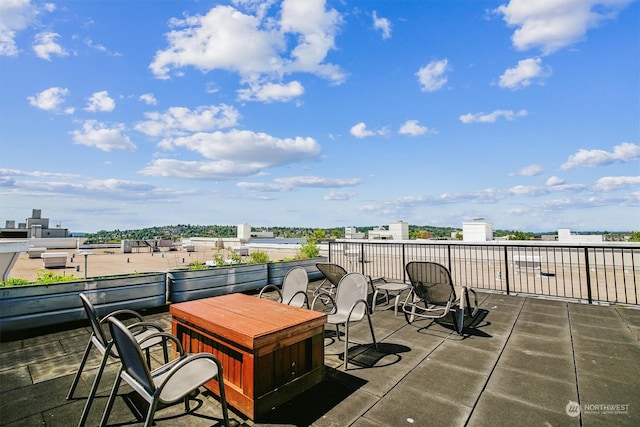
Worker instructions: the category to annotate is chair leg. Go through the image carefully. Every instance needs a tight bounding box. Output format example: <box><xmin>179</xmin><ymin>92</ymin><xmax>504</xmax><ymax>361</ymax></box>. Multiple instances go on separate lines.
<box><xmin>371</xmin><ymin>289</ymin><xmax>379</xmax><ymax>312</ymax></box>
<box><xmin>99</xmin><ymin>373</ymin><xmax>122</xmax><ymax>427</ymax></box>
<box><xmin>455</xmin><ymin>308</ymin><xmax>464</xmax><ymax>335</ymax></box>
<box><xmin>343</xmin><ymin>323</ymin><xmax>350</xmax><ymax>371</ymax></box>
<box><xmin>144</xmin><ymin>398</ymin><xmax>160</xmax><ymax>427</ymax></box>
<box><xmin>213</xmin><ymin>363</ymin><xmax>230</xmax><ymax>427</ymax></box>
<box><xmin>67</xmin><ymin>339</ymin><xmax>93</xmax><ymax>400</ymax></box>
<box><xmin>393</xmin><ymin>294</ymin><xmax>401</xmax><ymax>316</ymax></box>
<box><xmin>77</xmin><ymin>350</ymin><xmax>110</xmax><ymax>427</ymax></box>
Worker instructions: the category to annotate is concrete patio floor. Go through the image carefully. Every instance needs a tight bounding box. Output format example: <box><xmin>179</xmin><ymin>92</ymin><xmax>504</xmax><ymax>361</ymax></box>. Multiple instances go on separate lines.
<box><xmin>1</xmin><ymin>287</ymin><xmax>639</xmax><ymax>427</ymax></box>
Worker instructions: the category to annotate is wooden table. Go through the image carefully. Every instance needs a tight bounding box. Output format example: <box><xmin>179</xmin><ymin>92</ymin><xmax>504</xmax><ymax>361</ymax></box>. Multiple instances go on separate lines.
<box><xmin>170</xmin><ymin>293</ymin><xmax>327</xmax><ymax>420</ymax></box>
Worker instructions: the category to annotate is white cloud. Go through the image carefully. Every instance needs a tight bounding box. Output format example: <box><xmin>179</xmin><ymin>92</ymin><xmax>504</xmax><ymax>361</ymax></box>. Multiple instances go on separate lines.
<box><xmin>27</xmin><ymin>86</ymin><xmax>71</xmax><ymax>112</ymax></box>
<box><xmin>139</xmin><ymin>93</ymin><xmax>157</xmax><ymax>105</ymax></box>
<box><xmin>237</xmin><ymin>80</ymin><xmax>304</xmax><ymax>102</ymax></box>
<box><xmin>86</xmin><ymin>91</ymin><xmax>116</xmax><ymax>112</ymax></box>
<box><xmin>140</xmin><ymin>158</ymin><xmax>262</xmax><ymax>180</ymax></box>
<box><xmin>141</xmin><ymin>129</ymin><xmax>321</xmax><ymax>179</ymax></box>
<box><xmin>0</xmin><ymin>168</ymin><xmax>189</xmax><ymax>201</ymax></box>
<box><xmin>164</xmin><ymin>130</ymin><xmax>320</xmax><ymax>164</ymax></box>
<box><xmin>495</xmin><ymin>0</ymin><xmax>635</xmax><ymax>54</ymax></box>
<box><xmin>398</xmin><ymin>120</ymin><xmax>428</xmax><ymax>136</ymax></box>
<box><xmin>71</xmin><ymin>120</ymin><xmax>137</xmax><ymax>152</ymax></box>
<box><xmin>372</xmin><ymin>11</ymin><xmax>391</xmax><ymax>40</ymax></box>
<box><xmin>150</xmin><ymin>1</ymin><xmax>345</xmax><ymax>93</ymax></box>
<box><xmin>324</xmin><ymin>190</ymin><xmax>356</xmax><ymax>200</ymax></box>
<box><xmin>280</xmin><ymin>0</ymin><xmax>344</xmax><ymax>80</ymax></box>
<box><xmin>0</xmin><ymin>0</ymin><xmax>37</xmax><ymax>56</ymax></box>
<box><xmin>459</xmin><ymin>109</ymin><xmax>527</xmax><ymax>124</ymax></box>
<box><xmin>135</xmin><ymin>104</ymin><xmax>240</xmax><ymax>138</ymax></box>
<box><xmin>593</xmin><ymin>176</ymin><xmax>640</xmax><ymax>191</ymax></box>
<box><xmin>33</xmin><ymin>31</ymin><xmax>67</xmax><ymax>60</ymax></box>
<box><xmin>546</xmin><ymin>176</ymin><xmax>565</xmax><ymax>186</ymax></box>
<box><xmin>560</xmin><ymin>142</ymin><xmax>640</xmax><ymax>170</ymax></box>
<box><xmin>499</xmin><ymin>57</ymin><xmax>551</xmax><ymax>89</ymax></box>
<box><xmin>350</xmin><ymin>122</ymin><xmax>380</xmax><ymax>138</ymax></box>
<box><xmin>509</xmin><ymin>164</ymin><xmax>543</xmax><ymax>176</ymax></box>
<box><xmin>416</xmin><ymin>58</ymin><xmax>449</xmax><ymax>92</ymax></box>
<box><xmin>238</xmin><ymin>176</ymin><xmax>361</xmax><ymax>192</ymax></box>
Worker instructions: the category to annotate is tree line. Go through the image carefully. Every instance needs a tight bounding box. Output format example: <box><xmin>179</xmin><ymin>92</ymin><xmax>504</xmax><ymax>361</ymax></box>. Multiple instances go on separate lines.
<box><xmin>83</xmin><ymin>224</ymin><xmax>462</xmax><ymax>244</ymax></box>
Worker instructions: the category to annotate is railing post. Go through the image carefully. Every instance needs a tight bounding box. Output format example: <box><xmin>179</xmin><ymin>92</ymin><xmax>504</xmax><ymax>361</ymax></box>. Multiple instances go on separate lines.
<box><xmin>503</xmin><ymin>246</ymin><xmax>510</xmax><ymax>295</ymax></box>
<box><xmin>360</xmin><ymin>242</ymin><xmax>365</xmax><ymax>275</ymax></box>
<box><xmin>402</xmin><ymin>243</ymin><xmax>407</xmax><ymax>283</ymax></box>
<box><xmin>328</xmin><ymin>241</ymin><xmax>332</xmax><ymax>263</ymax></box>
<box><xmin>447</xmin><ymin>245</ymin><xmax>452</xmax><ymax>273</ymax></box>
<box><xmin>584</xmin><ymin>247</ymin><xmax>593</xmax><ymax>304</ymax></box>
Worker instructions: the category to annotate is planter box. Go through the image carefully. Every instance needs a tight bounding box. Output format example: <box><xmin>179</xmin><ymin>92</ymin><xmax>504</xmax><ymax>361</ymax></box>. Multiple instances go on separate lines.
<box><xmin>0</xmin><ymin>272</ymin><xmax>167</xmax><ymax>334</ymax></box>
<box><xmin>168</xmin><ymin>263</ymin><xmax>268</xmax><ymax>303</ymax></box>
<box><xmin>267</xmin><ymin>257</ymin><xmax>327</xmax><ymax>286</ymax></box>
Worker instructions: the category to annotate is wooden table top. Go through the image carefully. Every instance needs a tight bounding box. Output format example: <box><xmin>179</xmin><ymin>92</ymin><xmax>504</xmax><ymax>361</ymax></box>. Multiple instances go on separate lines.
<box><xmin>170</xmin><ymin>293</ymin><xmax>327</xmax><ymax>350</ymax></box>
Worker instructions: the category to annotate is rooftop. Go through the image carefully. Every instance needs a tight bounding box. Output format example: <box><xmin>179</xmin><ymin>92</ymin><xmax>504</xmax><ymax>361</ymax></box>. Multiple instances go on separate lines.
<box><xmin>1</xmin><ymin>285</ymin><xmax>639</xmax><ymax>426</ymax></box>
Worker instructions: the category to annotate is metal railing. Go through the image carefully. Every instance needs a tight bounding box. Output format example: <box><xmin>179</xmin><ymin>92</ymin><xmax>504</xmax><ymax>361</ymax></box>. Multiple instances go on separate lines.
<box><xmin>327</xmin><ymin>240</ymin><xmax>639</xmax><ymax>305</ymax></box>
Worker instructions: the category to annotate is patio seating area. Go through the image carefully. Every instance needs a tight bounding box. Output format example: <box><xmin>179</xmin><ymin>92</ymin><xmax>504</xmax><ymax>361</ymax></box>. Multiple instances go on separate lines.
<box><xmin>1</xmin><ymin>280</ymin><xmax>639</xmax><ymax>426</ymax></box>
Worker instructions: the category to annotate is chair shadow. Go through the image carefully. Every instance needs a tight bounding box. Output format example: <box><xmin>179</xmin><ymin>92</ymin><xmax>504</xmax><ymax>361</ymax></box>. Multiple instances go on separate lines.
<box><xmin>339</xmin><ymin>342</ymin><xmax>412</xmax><ymax>369</ymax></box>
<box><xmin>414</xmin><ymin>308</ymin><xmax>492</xmax><ymax>338</ymax></box>
<box><xmin>110</xmin><ymin>391</ymin><xmax>231</xmax><ymax>427</ymax></box>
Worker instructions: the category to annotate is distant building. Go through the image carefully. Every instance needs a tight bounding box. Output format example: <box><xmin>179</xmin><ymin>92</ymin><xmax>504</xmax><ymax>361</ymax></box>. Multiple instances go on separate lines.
<box><xmin>368</xmin><ymin>221</ymin><xmax>409</xmax><ymax>240</ymax></box>
<box><xmin>462</xmin><ymin>219</ymin><xmax>493</xmax><ymax>242</ymax></box>
<box><xmin>557</xmin><ymin>228</ymin><xmax>603</xmax><ymax>243</ymax></box>
<box><xmin>344</xmin><ymin>226</ymin><xmax>365</xmax><ymax>239</ymax></box>
<box><xmin>237</xmin><ymin>224</ymin><xmax>274</xmax><ymax>240</ymax></box>
<box><xmin>1</xmin><ymin>209</ymin><xmax>69</xmax><ymax>239</ymax></box>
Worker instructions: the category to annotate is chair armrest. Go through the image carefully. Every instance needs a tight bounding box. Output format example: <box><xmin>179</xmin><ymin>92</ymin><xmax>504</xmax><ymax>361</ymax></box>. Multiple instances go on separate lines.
<box><xmin>137</xmin><ymin>332</ymin><xmax>184</xmax><ymax>355</ymax></box>
<box><xmin>347</xmin><ymin>299</ymin><xmax>370</xmax><ymax>322</ymax></box>
<box><xmin>127</xmin><ymin>321</ymin><xmax>165</xmax><ymax>334</ymax></box>
<box><xmin>311</xmin><ymin>293</ymin><xmax>336</xmax><ymax>313</ymax></box>
<box><xmin>286</xmin><ymin>290</ymin><xmax>309</xmax><ymax>308</ymax></box>
<box><xmin>258</xmin><ymin>285</ymin><xmax>282</xmax><ymax>301</ymax></box>
<box><xmin>101</xmin><ymin>309</ymin><xmax>144</xmax><ymax>323</ymax></box>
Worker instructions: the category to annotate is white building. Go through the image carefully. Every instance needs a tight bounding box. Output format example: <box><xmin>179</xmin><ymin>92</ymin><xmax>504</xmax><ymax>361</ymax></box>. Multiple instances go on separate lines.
<box><xmin>344</xmin><ymin>226</ymin><xmax>365</xmax><ymax>239</ymax></box>
<box><xmin>237</xmin><ymin>224</ymin><xmax>274</xmax><ymax>240</ymax></box>
<box><xmin>368</xmin><ymin>221</ymin><xmax>409</xmax><ymax>240</ymax></box>
<box><xmin>463</xmin><ymin>219</ymin><xmax>493</xmax><ymax>242</ymax></box>
<box><xmin>557</xmin><ymin>228</ymin><xmax>603</xmax><ymax>243</ymax></box>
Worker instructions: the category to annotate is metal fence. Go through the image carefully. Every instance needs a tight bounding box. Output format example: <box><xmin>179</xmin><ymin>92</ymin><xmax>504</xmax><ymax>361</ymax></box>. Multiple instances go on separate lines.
<box><xmin>327</xmin><ymin>240</ymin><xmax>639</xmax><ymax>305</ymax></box>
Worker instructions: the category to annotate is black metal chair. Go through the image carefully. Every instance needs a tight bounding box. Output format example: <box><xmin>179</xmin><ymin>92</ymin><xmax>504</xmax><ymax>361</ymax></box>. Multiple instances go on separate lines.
<box><xmin>402</xmin><ymin>261</ymin><xmax>479</xmax><ymax>335</ymax></box>
<box><xmin>100</xmin><ymin>317</ymin><xmax>230</xmax><ymax>427</ymax></box>
<box><xmin>67</xmin><ymin>293</ymin><xmax>168</xmax><ymax>426</ymax></box>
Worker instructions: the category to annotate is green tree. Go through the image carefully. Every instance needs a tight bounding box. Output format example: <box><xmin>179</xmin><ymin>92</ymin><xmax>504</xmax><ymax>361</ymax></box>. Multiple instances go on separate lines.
<box><xmin>628</xmin><ymin>232</ymin><xmax>640</xmax><ymax>242</ymax></box>
<box><xmin>298</xmin><ymin>238</ymin><xmax>320</xmax><ymax>259</ymax></box>
<box><xmin>508</xmin><ymin>231</ymin><xmax>534</xmax><ymax>240</ymax></box>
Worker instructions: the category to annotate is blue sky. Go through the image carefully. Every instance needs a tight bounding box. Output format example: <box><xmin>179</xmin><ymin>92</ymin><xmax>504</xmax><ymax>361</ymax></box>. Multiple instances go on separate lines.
<box><xmin>1</xmin><ymin>0</ymin><xmax>638</xmax><ymax>233</ymax></box>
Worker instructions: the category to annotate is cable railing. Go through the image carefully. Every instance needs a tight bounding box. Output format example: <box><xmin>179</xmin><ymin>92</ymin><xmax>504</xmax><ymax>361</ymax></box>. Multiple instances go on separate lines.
<box><xmin>327</xmin><ymin>240</ymin><xmax>639</xmax><ymax>305</ymax></box>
